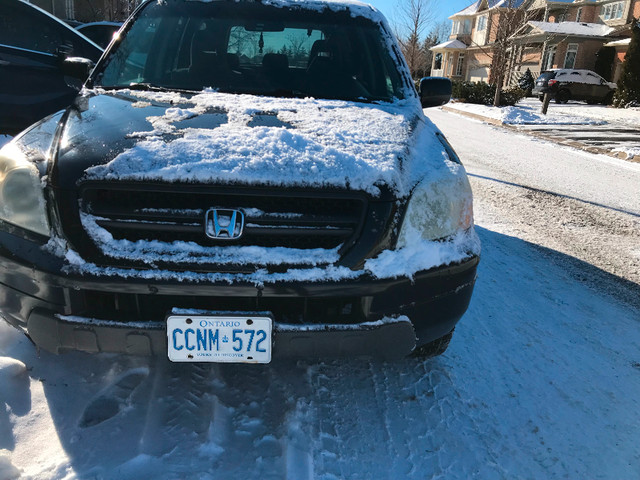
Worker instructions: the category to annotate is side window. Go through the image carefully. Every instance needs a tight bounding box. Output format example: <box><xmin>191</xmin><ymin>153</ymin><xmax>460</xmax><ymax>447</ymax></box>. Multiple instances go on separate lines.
<box><xmin>0</xmin><ymin>3</ymin><xmax>64</xmax><ymax>54</ymax></box>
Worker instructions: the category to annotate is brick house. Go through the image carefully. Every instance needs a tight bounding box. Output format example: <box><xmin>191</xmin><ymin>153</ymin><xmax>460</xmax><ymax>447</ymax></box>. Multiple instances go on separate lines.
<box><xmin>431</xmin><ymin>0</ymin><xmax>639</xmax><ymax>84</ymax></box>
<box><xmin>430</xmin><ymin>0</ymin><xmax>530</xmax><ymax>83</ymax></box>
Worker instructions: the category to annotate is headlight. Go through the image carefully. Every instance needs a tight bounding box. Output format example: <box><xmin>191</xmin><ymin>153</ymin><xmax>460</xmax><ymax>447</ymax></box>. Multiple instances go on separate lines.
<box><xmin>0</xmin><ymin>143</ymin><xmax>49</xmax><ymax>236</ymax></box>
<box><xmin>397</xmin><ymin>165</ymin><xmax>473</xmax><ymax>247</ymax></box>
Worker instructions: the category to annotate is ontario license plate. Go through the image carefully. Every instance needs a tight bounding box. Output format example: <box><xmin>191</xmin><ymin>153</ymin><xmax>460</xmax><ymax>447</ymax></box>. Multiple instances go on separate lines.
<box><xmin>167</xmin><ymin>315</ymin><xmax>272</xmax><ymax>363</ymax></box>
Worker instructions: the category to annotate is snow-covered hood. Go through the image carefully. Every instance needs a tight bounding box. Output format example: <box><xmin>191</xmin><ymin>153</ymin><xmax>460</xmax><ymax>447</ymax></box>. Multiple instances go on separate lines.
<box><xmin>52</xmin><ymin>89</ymin><xmax>451</xmax><ymax>197</ymax></box>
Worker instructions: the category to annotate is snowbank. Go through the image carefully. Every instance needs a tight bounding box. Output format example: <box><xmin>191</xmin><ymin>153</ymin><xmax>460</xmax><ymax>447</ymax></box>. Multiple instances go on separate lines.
<box><xmin>446</xmin><ymin>97</ymin><xmax>640</xmax><ymax>128</ymax></box>
<box><xmin>447</xmin><ymin>101</ymin><xmax>606</xmax><ymax>125</ymax></box>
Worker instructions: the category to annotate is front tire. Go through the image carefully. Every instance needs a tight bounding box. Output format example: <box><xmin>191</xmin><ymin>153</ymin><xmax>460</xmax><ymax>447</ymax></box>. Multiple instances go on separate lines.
<box><xmin>601</xmin><ymin>92</ymin><xmax>614</xmax><ymax>105</ymax></box>
<box><xmin>412</xmin><ymin>330</ymin><xmax>454</xmax><ymax>358</ymax></box>
<box><xmin>555</xmin><ymin>90</ymin><xmax>570</xmax><ymax>104</ymax></box>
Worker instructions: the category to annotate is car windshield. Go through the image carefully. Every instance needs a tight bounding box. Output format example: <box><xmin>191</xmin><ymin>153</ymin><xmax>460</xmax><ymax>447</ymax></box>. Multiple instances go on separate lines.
<box><xmin>537</xmin><ymin>72</ymin><xmax>556</xmax><ymax>81</ymax></box>
<box><xmin>96</xmin><ymin>0</ymin><xmax>405</xmax><ymax>102</ymax></box>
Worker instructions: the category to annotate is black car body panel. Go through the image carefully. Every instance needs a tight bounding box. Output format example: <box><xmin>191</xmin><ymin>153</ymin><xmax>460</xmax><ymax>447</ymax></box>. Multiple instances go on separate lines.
<box><xmin>0</xmin><ymin>0</ymin><xmax>103</xmax><ymax>134</ymax></box>
<box><xmin>75</xmin><ymin>22</ymin><xmax>122</xmax><ymax>49</ymax></box>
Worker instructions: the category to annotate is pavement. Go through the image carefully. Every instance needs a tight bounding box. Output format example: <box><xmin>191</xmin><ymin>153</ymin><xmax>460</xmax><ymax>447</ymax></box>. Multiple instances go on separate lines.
<box><xmin>441</xmin><ymin>99</ymin><xmax>640</xmax><ymax>162</ymax></box>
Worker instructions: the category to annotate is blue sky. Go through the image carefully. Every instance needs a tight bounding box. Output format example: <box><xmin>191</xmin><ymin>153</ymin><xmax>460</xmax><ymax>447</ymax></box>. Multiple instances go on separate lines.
<box><xmin>366</xmin><ymin>0</ymin><xmax>473</xmax><ymax>30</ymax></box>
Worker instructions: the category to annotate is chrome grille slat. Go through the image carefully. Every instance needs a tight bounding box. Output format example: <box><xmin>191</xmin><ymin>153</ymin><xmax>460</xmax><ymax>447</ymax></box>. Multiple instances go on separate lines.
<box><xmin>78</xmin><ymin>184</ymin><xmax>369</xmax><ymax>263</ymax></box>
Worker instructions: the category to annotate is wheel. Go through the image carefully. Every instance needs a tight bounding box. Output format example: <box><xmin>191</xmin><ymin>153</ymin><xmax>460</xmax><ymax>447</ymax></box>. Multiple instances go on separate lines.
<box><xmin>601</xmin><ymin>92</ymin><xmax>614</xmax><ymax>105</ymax></box>
<box><xmin>412</xmin><ymin>329</ymin><xmax>454</xmax><ymax>358</ymax></box>
<box><xmin>555</xmin><ymin>89</ymin><xmax>570</xmax><ymax>104</ymax></box>
<box><xmin>586</xmin><ymin>99</ymin><xmax>598</xmax><ymax>105</ymax></box>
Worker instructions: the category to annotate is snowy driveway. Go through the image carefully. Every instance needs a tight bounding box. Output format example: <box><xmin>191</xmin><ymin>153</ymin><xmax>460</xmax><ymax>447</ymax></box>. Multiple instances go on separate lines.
<box><xmin>1</xmin><ymin>110</ymin><xmax>640</xmax><ymax>479</ymax></box>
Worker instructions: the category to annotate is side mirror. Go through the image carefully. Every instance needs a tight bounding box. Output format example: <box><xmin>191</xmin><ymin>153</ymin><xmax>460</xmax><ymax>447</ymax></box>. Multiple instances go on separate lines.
<box><xmin>62</xmin><ymin>57</ymin><xmax>95</xmax><ymax>90</ymax></box>
<box><xmin>419</xmin><ymin>77</ymin><xmax>452</xmax><ymax>108</ymax></box>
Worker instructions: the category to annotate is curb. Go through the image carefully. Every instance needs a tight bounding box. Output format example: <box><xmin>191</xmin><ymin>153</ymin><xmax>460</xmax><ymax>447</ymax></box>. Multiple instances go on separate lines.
<box><xmin>440</xmin><ymin>105</ymin><xmax>639</xmax><ymax>163</ymax></box>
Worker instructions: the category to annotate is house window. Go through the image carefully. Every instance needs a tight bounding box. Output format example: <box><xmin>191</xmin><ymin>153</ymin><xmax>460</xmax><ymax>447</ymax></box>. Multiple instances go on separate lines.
<box><xmin>614</xmin><ymin>2</ymin><xmax>624</xmax><ymax>19</ymax></box>
<box><xmin>451</xmin><ymin>21</ymin><xmax>460</xmax><ymax>34</ymax></box>
<box><xmin>434</xmin><ymin>52</ymin><xmax>442</xmax><ymax>70</ymax></box>
<box><xmin>477</xmin><ymin>15</ymin><xmax>487</xmax><ymax>31</ymax></box>
<box><xmin>602</xmin><ymin>2</ymin><xmax>625</xmax><ymax>20</ymax></box>
<box><xmin>456</xmin><ymin>52</ymin><xmax>465</xmax><ymax>76</ymax></box>
<box><xmin>463</xmin><ymin>19</ymin><xmax>472</xmax><ymax>34</ymax></box>
<box><xmin>542</xmin><ymin>45</ymin><xmax>556</xmax><ymax>70</ymax></box>
<box><xmin>446</xmin><ymin>53</ymin><xmax>453</xmax><ymax>75</ymax></box>
<box><xmin>564</xmin><ymin>43</ymin><xmax>578</xmax><ymax>69</ymax></box>
<box><xmin>576</xmin><ymin>7</ymin><xmax>582</xmax><ymax>22</ymax></box>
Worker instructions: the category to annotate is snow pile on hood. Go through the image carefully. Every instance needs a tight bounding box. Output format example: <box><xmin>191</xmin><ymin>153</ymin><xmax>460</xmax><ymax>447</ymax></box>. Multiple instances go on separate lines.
<box><xmin>85</xmin><ymin>90</ymin><xmax>441</xmax><ymax>197</ymax></box>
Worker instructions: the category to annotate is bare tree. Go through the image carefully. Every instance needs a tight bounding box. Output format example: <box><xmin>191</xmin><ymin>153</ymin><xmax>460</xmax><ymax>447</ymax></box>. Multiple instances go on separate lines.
<box><xmin>467</xmin><ymin>0</ymin><xmax>539</xmax><ymax>106</ymax></box>
<box><xmin>395</xmin><ymin>0</ymin><xmax>438</xmax><ymax>79</ymax></box>
<box><xmin>98</xmin><ymin>0</ymin><xmax>139</xmax><ymax>21</ymax></box>
<box><xmin>489</xmin><ymin>1</ymin><xmax>531</xmax><ymax>106</ymax></box>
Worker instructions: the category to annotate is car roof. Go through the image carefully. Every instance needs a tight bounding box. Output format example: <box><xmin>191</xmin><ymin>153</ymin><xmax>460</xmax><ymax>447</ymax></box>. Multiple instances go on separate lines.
<box><xmin>135</xmin><ymin>0</ymin><xmax>386</xmax><ymax>23</ymax></box>
<box><xmin>17</xmin><ymin>0</ymin><xmax>103</xmax><ymax>52</ymax></box>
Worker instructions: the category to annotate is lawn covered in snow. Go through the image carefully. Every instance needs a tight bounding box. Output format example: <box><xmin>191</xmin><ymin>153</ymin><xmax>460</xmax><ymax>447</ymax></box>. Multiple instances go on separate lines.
<box><xmin>446</xmin><ymin>97</ymin><xmax>640</xmax><ymax>127</ymax></box>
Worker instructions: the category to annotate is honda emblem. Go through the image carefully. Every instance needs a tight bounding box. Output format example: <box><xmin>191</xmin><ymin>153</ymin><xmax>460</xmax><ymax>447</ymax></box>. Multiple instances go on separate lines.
<box><xmin>205</xmin><ymin>208</ymin><xmax>244</xmax><ymax>240</ymax></box>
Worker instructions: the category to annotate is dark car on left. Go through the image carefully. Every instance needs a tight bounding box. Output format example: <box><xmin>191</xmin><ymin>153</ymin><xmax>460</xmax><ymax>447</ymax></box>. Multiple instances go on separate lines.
<box><xmin>0</xmin><ymin>0</ymin><xmax>103</xmax><ymax>134</ymax></box>
<box><xmin>75</xmin><ymin>21</ymin><xmax>122</xmax><ymax>49</ymax></box>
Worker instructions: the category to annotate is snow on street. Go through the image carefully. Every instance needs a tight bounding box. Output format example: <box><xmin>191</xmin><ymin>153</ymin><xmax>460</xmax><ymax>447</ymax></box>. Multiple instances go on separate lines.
<box><xmin>1</xmin><ymin>110</ymin><xmax>640</xmax><ymax>479</ymax></box>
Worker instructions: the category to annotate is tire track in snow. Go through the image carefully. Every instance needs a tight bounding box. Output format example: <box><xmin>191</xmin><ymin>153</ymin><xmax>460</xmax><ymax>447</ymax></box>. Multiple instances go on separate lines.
<box><xmin>139</xmin><ymin>362</ymin><xmax>217</xmax><ymax>464</ymax></box>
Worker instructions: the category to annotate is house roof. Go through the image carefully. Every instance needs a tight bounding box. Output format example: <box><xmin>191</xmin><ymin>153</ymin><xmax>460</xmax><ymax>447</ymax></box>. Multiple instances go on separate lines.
<box><xmin>527</xmin><ymin>20</ymin><xmax>614</xmax><ymax>37</ymax></box>
<box><xmin>430</xmin><ymin>39</ymin><xmax>468</xmax><ymax>51</ymax></box>
<box><xmin>450</xmin><ymin>0</ymin><xmax>527</xmax><ymax>18</ymax></box>
<box><xmin>604</xmin><ymin>38</ymin><xmax>631</xmax><ymax>47</ymax></box>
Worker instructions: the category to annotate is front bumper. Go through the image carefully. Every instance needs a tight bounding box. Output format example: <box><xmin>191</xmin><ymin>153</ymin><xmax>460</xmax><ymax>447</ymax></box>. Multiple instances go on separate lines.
<box><xmin>0</xmin><ymin>228</ymin><xmax>478</xmax><ymax>358</ymax></box>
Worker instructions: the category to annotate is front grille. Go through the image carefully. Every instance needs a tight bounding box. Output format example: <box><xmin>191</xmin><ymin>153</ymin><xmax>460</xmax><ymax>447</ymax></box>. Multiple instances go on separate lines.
<box><xmin>76</xmin><ymin>183</ymin><xmax>370</xmax><ymax>267</ymax></box>
<box><xmin>77</xmin><ymin>290</ymin><xmax>371</xmax><ymax>325</ymax></box>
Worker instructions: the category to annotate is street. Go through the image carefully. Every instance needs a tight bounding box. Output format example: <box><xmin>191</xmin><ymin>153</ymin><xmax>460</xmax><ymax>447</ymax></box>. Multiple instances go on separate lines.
<box><xmin>428</xmin><ymin>107</ymin><xmax>640</xmax><ymax>294</ymax></box>
<box><xmin>1</xmin><ymin>108</ymin><xmax>639</xmax><ymax>479</ymax></box>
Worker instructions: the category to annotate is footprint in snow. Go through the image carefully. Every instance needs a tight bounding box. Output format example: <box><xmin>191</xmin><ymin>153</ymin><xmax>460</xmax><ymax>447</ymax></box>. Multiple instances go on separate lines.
<box><xmin>79</xmin><ymin>368</ymin><xmax>148</xmax><ymax>428</ymax></box>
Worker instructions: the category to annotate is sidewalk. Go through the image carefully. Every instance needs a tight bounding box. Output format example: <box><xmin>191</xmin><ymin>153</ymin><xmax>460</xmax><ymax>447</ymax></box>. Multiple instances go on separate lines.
<box><xmin>441</xmin><ymin>98</ymin><xmax>640</xmax><ymax>162</ymax></box>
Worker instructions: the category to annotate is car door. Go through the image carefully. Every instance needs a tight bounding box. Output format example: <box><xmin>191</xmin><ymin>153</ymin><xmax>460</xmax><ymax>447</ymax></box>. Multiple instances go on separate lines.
<box><xmin>584</xmin><ymin>72</ymin><xmax>608</xmax><ymax>100</ymax></box>
<box><xmin>565</xmin><ymin>70</ymin><xmax>586</xmax><ymax>100</ymax></box>
<box><xmin>0</xmin><ymin>0</ymin><xmax>102</xmax><ymax>134</ymax></box>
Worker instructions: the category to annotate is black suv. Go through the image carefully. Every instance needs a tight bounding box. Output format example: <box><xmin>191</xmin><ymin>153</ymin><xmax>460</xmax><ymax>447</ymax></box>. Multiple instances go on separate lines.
<box><xmin>0</xmin><ymin>0</ymin><xmax>103</xmax><ymax>134</ymax></box>
<box><xmin>0</xmin><ymin>0</ymin><xmax>479</xmax><ymax>363</ymax></box>
<box><xmin>533</xmin><ymin>69</ymin><xmax>617</xmax><ymax>104</ymax></box>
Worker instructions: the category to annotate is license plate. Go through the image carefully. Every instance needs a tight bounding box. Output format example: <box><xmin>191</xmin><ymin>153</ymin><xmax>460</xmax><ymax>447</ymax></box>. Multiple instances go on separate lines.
<box><xmin>167</xmin><ymin>315</ymin><xmax>272</xmax><ymax>363</ymax></box>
